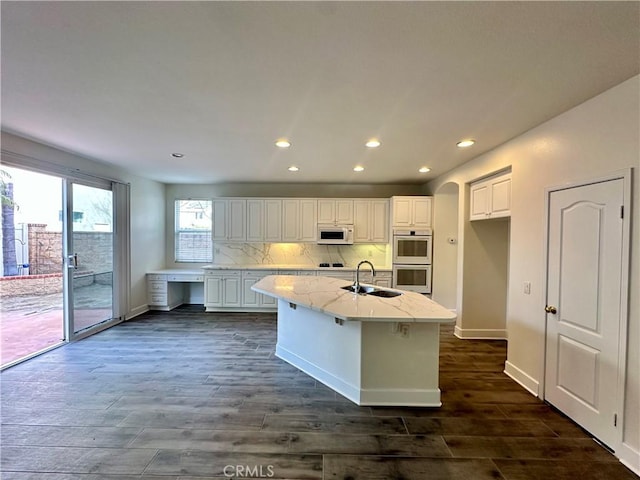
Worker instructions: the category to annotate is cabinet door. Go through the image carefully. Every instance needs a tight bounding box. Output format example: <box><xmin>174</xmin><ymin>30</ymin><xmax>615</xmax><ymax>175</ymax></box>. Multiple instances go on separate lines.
<box><xmin>353</xmin><ymin>200</ymin><xmax>371</xmax><ymax>242</ymax></box>
<box><xmin>392</xmin><ymin>197</ymin><xmax>413</xmax><ymax>227</ymax></box>
<box><xmin>227</xmin><ymin>200</ymin><xmax>246</xmax><ymax>241</ymax></box>
<box><xmin>246</xmin><ymin>200</ymin><xmax>263</xmax><ymax>242</ymax></box>
<box><xmin>212</xmin><ymin>200</ymin><xmax>228</xmax><ymax>240</ymax></box>
<box><xmin>260</xmin><ymin>293</ymin><xmax>277</xmax><ymax>307</ymax></box>
<box><xmin>412</xmin><ymin>197</ymin><xmax>432</xmax><ymax>228</ymax></box>
<box><xmin>205</xmin><ymin>276</ymin><xmax>223</xmax><ymax>306</ymax></box>
<box><xmin>264</xmin><ymin>200</ymin><xmax>282</xmax><ymax>242</ymax></box>
<box><xmin>242</xmin><ymin>276</ymin><xmax>259</xmax><ymax>307</ymax></box>
<box><xmin>317</xmin><ymin>200</ymin><xmax>335</xmax><ymax>224</ymax></box>
<box><xmin>370</xmin><ymin>200</ymin><xmax>389</xmax><ymax>242</ymax></box>
<box><xmin>470</xmin><ymin>182</ymin><xmax>490</xmax><ymax>221</ymax></box>
<box><xmin>335</xmin><ymin>200</ymin><xmax>354</xmax><ymax>224</ymax></box>
<box><xmin>299</xmin><ymin>199</ymin><xmax>317</xmax><ymax>241</ymax></box>
<box><xmin>282</xmin><ymin>199</ymin><xmax>300</xmax><ymax>241</ymax></box>
<box><xmin>223</xmin><ymin>276</ymin><xmax>242</xmax><ymax>306</ymax></box>
<box><xmin>490</xmin><ymin>175</ymin><xmax>511</xmax><ymax>218</ymax></box>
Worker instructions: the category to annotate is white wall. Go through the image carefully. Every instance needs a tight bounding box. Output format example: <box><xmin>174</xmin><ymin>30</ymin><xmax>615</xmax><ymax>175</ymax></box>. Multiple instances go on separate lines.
<box><xmin>1</xmin><ymin>131</ymin><xmax>166</xmax><ymax>317</ymax></box>
<box><xmin>427</xmin><ymin>75</ymin><xmax>640</xmax><ymax>468</ymax></box>
<box><xmin>432</xmin><ymin>183</ymin><xmax>459</xmax><ymax>310</ymax></box>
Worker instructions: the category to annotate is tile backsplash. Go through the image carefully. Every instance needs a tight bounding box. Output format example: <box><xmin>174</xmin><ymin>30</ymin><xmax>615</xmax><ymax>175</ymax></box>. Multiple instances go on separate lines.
<box><xmin>213</xmin><ymin>242</ymin><xmax>389</xmax><ymax>268</ymax></box>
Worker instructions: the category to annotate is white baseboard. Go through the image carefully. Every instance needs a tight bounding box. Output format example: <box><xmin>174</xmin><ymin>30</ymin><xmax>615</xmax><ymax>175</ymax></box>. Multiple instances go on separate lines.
<box><xmin>276</xmin><ymin>345</ymin><xmax>360</xmax><ymax>404</ymax></box>
<box><xmin>619</xmin><ymin>441</ymin><xmax>640</xmax><ymax>476</ymax></box>
<box><xmin>504</xmin><ymin>360</ymin><xmax>539</xmax><ymax>397</ymax></box>
<box><xmin>126</xmin><ymin>304</ymin><xmax>149</xmax><ymax>320</ymax></box>
<box><xmin>454</xmin><ymin>325</ymin><xmax>507</xmax><ymax>340</ymax></box>
<box><xmin>359</xmin><ymin>388</ymin><xmax>442</xmax><ymax>407</ymax></box>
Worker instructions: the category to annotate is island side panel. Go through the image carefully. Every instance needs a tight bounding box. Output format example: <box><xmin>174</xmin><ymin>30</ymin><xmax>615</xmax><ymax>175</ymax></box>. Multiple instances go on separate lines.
<box><xmin>360</xmin><ymin>322</ymin><xmax>442</xmax><ymax>407</ymax></box>
<box><xmin>274</xmin><ymin>299</ymin><xmax>363</xmax><ymax>404</ymax></box>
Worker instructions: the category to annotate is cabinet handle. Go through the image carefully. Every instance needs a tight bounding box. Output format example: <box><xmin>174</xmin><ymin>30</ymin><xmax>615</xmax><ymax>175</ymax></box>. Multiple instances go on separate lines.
<box><xmin>545</xmin><ymin>305</ymin><xmax>557</xmax><ymax>314</ymax></box>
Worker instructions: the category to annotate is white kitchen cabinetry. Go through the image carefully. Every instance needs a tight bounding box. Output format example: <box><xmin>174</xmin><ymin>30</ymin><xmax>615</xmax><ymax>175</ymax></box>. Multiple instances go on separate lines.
<box><xmin>213</xmin><ymin>199</ymin><xmax>246</xmax><ymax>241</ymax></box>
<box><xmin>247</xmin><ymin>199</ymin><xmax>282</xmax><ymax>242</ymax></box>
<box><xmin>205</xmin><ymin>270</ymin><xmax>242</xmax><ymax>310</ymax></box>
<box><xmin>469</xmin><ymin>171</ymin><xmax>512</xmax><ymax>221</ymax></box>
<box><xmin>360</xmin><ymin>270</ymin><xmax>393</xmax><ymax>288</ymax></box>
<box><xmin>317</xmin><ymin>199</ymin><xmax>354</xmax><ymax>225</ymax></box>
<box><xmin>391</xmin><ymin>196</ymin><xmax>432</xmax><ymax>228</ymax></box>
<box><xmin>354</xmin><ymin>199</ymin><xmax>389</xmax><ymax>243</ymax></box>
<box><xmin>282</xmin><ymin>199</ymin><xmax>317</xmax><ymax>242</ymax></box>
<box><xmin>242</xmin><ymin>270</ymin><xmax>277</xmax><ymax>308</ymax></box>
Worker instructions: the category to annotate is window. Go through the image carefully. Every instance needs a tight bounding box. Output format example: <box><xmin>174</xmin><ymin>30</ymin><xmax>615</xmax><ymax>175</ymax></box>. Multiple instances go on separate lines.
<box><xmin>175</xmin><ymin>200</ymin><xmax>212</xmax><ymax>262</ymax></box>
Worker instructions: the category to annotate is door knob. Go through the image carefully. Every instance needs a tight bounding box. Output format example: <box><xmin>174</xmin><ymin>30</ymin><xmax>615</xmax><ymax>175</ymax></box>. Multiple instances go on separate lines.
<box><xmin>545</xmin><ymin>305</ymin><xmax>557</xmax><ymax>314</ymax></box>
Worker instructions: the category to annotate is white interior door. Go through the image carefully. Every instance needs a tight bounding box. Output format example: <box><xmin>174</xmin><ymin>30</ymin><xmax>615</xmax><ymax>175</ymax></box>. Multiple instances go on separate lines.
<box><xmin>544</xmin><ymin>178</ymin><xmax>625</xmax><ymax>449</ymax></box>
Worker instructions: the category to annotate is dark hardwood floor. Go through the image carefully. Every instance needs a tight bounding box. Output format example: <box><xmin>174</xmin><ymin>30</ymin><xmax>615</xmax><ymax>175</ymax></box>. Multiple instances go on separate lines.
<box><xmin>1</xmin><ymin>307</ymin><xmax>637</xmax><ymax>479</ymax></box>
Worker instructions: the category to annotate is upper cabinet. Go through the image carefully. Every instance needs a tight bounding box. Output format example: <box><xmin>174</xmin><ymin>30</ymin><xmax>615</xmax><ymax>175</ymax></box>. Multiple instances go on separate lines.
<box><xmin>317</xmin><ymin>199</ymin><xmax>354</xmax><ymax>225</ymax></box>
<box><xmin>354</xmin><ymin>199</ymin><xmax>389</xmax><ymax>243</ymax></box>
<box><xmin>213</xmin><ymin>199</ymin><xmax>246</xmax><ymax>241</ymax></box>
<box><xmin>282</xmin><ymin>199</ymin><xmax>317</xmax><ymax>242</ymax></box>
<box><xmin>246</xmin><ymin>199</ymin><xmax>282</xmax><ymax>242</ymax></box>
<box><xmin>212</xmin><ymin>196</ymin><xmax>389</xmax><ymax>243</ymax></box>
<box><xmin>391</xmin><ymin>196</ymin><xmax>432</xmax><ymax>228</ymax></box>
<box><xmin>469</xmin><ymin>171</ymin><xmax>512</xmax><ymax>221</ymax></box>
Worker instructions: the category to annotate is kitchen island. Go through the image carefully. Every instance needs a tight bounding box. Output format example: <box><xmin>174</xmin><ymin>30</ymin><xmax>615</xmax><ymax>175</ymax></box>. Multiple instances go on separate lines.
<box><xmin>251</xmin><ymin>275</ymin><xmax>456</xmax><ymax>407</ymax></box>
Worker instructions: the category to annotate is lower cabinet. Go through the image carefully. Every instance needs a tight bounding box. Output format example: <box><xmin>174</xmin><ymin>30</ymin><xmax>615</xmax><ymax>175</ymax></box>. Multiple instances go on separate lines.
<box><xmin>205</xmin><ymin>270</ymin><xmax>242</xmax><ymax>309</ymax></box>
<box><xmin>205</xmin><ymin>269</ymin><xmax>277</xmax><ymax>311</ymax></box>
<box><xmin>203</xmin><ymin>268</ymin><xmax>392</xmax><ymax>311</ymax></box>
<box><xmin>242</xmin><ymin>270</ymin><xmax>277</xmax><ymax>309</ymax></box>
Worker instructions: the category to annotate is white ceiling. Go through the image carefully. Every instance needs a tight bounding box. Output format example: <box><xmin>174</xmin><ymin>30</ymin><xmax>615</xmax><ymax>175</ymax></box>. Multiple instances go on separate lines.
<box><xmin>2</xmin><ymin>1</ymin><xmax>638</xmax><ymax>185</ymax></box>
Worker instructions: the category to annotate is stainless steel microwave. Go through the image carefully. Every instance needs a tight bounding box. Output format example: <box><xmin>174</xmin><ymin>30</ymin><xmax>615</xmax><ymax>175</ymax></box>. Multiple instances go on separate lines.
<box><xmin>317</xmin><ymin>224</ymin><xmax>354</xmax><ymax>245</ymax></box>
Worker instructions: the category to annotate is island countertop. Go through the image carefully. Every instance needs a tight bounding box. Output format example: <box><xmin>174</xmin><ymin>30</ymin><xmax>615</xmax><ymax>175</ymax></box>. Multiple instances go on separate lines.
<box><xmin>252</xmin><ymin>275</ymin><xmax>456</xmax><ymax>323</ymax></box>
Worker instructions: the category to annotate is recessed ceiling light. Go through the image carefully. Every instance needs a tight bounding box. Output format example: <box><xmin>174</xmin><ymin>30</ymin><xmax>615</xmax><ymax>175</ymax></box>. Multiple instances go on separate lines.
<box><xmin>418</xmin><ymin>167</ymin><xmax>431</xmax><ymax>173</ymax></box>
<box><xmin>171</xmin><ymin>152</ymin><xmax>184</xmax><ymax>158</ymax></box>
<box><xmin>288</xmin><ymin>166</ymin><xmax>299</xmax><ymax>172</ymax></box>
<box><xmin>365</xmin><ymin>139</ymin><xmax>381</xmax><ymax>148</ymax></box>
<box><xmin>353</xmin><ymin>166</ymin><xmax>365</xmax><ymax>172</ymax></box>
<box><xmin>275</xmin><ymin>139</ymin><xmax>291</xmax><ymax>148</ymax></box>
<box><xmin>456</xmin><ymin>139</ymin><xmax>475</xmax><ymax>148</ymax></box>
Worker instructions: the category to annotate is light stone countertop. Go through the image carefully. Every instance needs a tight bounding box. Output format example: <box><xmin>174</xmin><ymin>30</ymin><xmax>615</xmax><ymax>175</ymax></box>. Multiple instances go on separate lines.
<box><xmin>201</xmin><ymin>264</ymin><xmax>392</xmax><ymax>272</ymax></box>
<box><xmin>252</xmin><ymin>275</ymin><xmax>456</xmax><ymax>323</ymax></box>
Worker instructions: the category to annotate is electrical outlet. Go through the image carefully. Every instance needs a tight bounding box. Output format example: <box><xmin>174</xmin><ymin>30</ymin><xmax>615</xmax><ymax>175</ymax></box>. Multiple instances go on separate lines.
<box><xmin>523</xmin><ymin>281</ymin><xmax>531</xmax><ymax>295</ymax></box>
<box><xmin>400</xmin><ymin>324</ymin><xmax>410</xmax><ymax>338</ymax></box>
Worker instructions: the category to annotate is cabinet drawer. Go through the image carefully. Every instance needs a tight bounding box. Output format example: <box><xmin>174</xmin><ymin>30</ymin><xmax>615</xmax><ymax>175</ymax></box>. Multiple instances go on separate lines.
<box><xmin>167</xmin><ymin>274</ymin><xmax>204</xmax><ymax>282</ymax></box>
<box><xmin>147</xmin><ymin>274</ymin><xmax>167</xmax><ymax>281</ymax></box>
<box><xmin>244</xmin><ymin>270</ymin><xmax>277</xmax><ymax>277</ymax></box>
<box><xmin>205</xmin><ymin>270</ymin><xmax>241</xmax><ymax>278</ymax></box>
<box><xmin>148</xmin><ymin>294</ymin><xmax>167</xmax><ymax>305</ymax></box>
<box><xmin>148</xmin><ymin>281</ymin><xmax>167</xmax><ymax>293</ymax></box>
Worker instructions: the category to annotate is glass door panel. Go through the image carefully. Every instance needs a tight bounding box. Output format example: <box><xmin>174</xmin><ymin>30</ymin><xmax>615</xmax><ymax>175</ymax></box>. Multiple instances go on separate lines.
<box><xmin>1</xmin><ymin>166</ymin><xmax>65</xmax><ymax>367</ymax></box>
<box><xmin>69</xmin><ymin>183</ymin><xmax>113</xmax><ymax>334</ymax></box>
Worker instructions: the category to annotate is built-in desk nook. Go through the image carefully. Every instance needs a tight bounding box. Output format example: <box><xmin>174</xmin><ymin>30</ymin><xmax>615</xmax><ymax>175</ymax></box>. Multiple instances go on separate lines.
<box><xmin>147</xmin><ymin>269</ymin><xmax>205</xmax><ymax>311</ymax></box>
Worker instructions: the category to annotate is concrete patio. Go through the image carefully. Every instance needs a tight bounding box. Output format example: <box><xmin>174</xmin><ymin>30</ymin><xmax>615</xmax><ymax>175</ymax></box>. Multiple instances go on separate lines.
<box><xmin>1</xmin><ymin>283</ymin><xmax>112</xmax><ymax>367</ymax></box>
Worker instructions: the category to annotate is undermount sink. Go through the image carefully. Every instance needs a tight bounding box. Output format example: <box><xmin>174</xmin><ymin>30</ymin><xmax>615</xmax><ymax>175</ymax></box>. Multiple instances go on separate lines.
<box><xmin>341</xmin><ymin>285</ymin><xmax>402</xmax><ymax>298</ymax></box>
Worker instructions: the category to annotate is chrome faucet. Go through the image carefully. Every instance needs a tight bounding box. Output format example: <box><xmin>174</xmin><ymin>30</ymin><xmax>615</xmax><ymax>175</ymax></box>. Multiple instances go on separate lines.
<box><xmin>354</xmin><ymin>260</ymin><xmax>376</xmax><ymax>292</ymax></box>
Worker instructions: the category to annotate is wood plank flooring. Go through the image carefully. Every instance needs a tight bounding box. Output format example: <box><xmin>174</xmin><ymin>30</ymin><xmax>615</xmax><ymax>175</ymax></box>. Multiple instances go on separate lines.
<box><xmin>1</xmin><ymin>307</ymin><xmax>637</xmax><ymax>479</ymax></box>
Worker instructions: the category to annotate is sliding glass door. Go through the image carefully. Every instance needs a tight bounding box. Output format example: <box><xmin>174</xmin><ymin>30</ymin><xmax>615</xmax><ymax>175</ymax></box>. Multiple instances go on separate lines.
<box><xmin>65</xmin><ymin>182</ymin><xmax>114</xmax><ymax>335</ymax></box>
<box><xmin>1</xmin><ymin>157</ymin><xmax>128</xmax><ymax>368</ymax></box>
